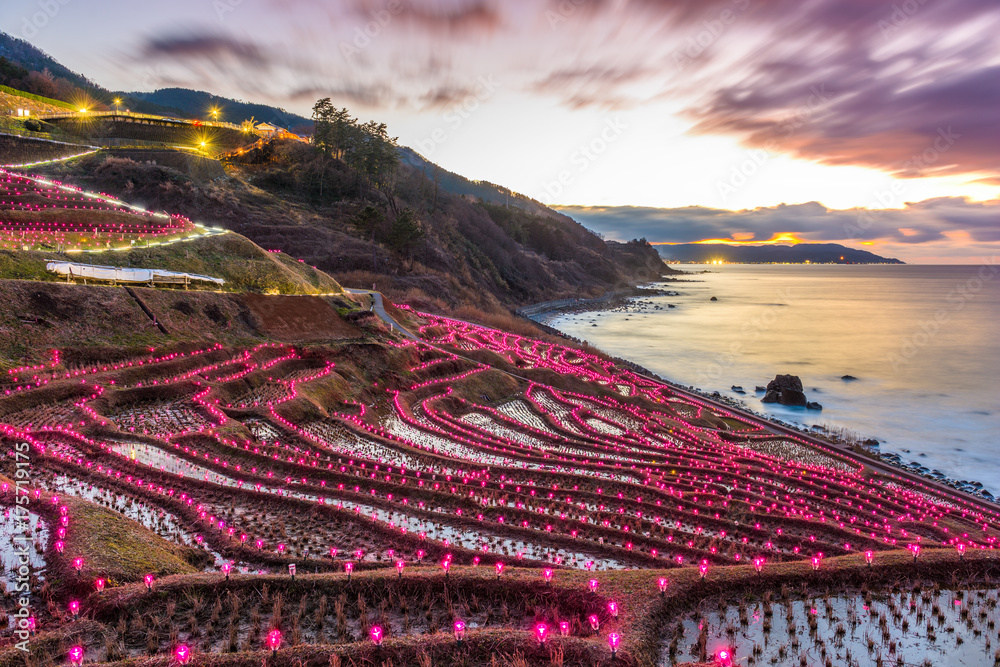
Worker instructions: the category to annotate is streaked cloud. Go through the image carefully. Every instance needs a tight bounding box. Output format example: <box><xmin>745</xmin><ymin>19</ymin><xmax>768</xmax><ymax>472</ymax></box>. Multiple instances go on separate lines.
<box><xmin>556</xmin><ymin>198</ymin><xmax>1000</xmax><ymax>262</ymax></box>
<box><xmin>10</xmin><ymin>0</ymin><xmax>996</xmax><ymax>260</ymax></box>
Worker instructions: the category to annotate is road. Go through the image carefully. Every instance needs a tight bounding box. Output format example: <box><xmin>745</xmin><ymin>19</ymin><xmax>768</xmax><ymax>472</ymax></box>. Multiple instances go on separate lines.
<box><xmin>345</xmin><ymin>288</ymin><xmax>418</xmax><ymax>340</ymax></box>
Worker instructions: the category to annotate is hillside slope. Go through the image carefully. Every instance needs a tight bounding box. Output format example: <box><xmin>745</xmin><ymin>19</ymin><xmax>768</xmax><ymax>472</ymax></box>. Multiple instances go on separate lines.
<box><xmin>31</xmin><ymin>144</ymin><xmax>667</xmax><ymax>312</ymax></box>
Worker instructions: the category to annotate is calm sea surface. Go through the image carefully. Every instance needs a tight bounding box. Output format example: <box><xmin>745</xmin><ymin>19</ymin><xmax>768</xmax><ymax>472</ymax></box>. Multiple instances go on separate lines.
<box><xmin>548</xmin><ymin>264</ymin><xmax>1000</xmax><ymax>492</ymax></box>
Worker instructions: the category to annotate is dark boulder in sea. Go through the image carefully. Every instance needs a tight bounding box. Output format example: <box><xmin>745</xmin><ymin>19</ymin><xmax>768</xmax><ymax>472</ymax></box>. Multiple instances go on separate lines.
<box><xmin>841</xmin><ymin>374</ymin><xmax>859</xmax><ymax>381</ymax></box>
<box><xmin>710</xmin><ymin>296</ymin><xmax>718</xmax><ymax>301</ymax></box>
<box><xmin>806</xmin><ymin>401</ymin><xmax>823</xmax><ymax>410</ymax></box>
<box><xmin>732</xmin><ymin>385</ymin><xmax>746</xmax><ymax>393</ymax></box>
<box><xmin>755</xmin><ymin>386</ymin><xmax>766</xmax><ymax>392</ymax></box>
<box><xmin>761</xmin><ymin>374</ymin><xmax>808</xmax><ymax>406</ymax></box>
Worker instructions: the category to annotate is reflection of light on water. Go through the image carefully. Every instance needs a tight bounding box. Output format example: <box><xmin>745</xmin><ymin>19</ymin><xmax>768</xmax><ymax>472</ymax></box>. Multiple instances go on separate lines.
<box><xmin>43</xmin><ymin>474</ymin><xmax>232</xmax><ymax>569</ymax></box>
<box><xmin>1</xmin><ymin>506</ymin><xmax>49</xmax><ymax>629</ymax></box>
<box><xmin>664</xmin><ymin>588</ymin><xmax>1000</xmax><ymax>667</ymax></box>
<box><xmin>105</xmin><ymin>442</ymin><xmax>624</xmax><ymax>569</ymax></box>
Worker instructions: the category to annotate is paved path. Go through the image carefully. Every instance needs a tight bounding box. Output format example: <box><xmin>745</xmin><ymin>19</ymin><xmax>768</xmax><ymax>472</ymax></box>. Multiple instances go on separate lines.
<box><xmin>345</xmin><ymin>288</ymin><xmax>418</xmax><ymax>340</ymax></box>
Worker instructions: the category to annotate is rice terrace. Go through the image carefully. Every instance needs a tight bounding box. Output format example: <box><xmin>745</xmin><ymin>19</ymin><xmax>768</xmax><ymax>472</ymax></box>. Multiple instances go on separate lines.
<box><xmin>1</xmin><ymin>10</ymin><xmax>999</xmax><ymax>666</ymax></box>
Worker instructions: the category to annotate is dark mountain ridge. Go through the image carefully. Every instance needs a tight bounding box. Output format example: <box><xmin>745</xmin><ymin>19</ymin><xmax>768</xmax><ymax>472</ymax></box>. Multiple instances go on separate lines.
<box><xmin>658</xmin><ymin>242</ymin><xmax>903</xmax><ymax>264</ymax></box>
<box><xmin>128</xmin><ymin>88</ymin><xmax>313</xmax><ymax>132</ymax></box>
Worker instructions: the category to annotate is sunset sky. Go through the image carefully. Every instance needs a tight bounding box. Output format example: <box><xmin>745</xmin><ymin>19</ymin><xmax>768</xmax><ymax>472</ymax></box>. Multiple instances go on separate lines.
<box><xmin>3</xmin><ymin>0</ymin><xmax>998</xmax><ymax>262</ymax></box>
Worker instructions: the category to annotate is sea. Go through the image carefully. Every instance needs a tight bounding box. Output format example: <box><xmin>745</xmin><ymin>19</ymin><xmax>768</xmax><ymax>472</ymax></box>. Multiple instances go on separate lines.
<box><xmin>545</xmin><ymin>264</ymin><xmax>1000</xmax><ymax>494</ymax></box>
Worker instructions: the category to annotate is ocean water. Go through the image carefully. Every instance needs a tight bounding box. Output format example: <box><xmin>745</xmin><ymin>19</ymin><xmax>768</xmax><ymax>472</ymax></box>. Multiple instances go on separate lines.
<box><xmin>548</xmin><ymin>264</ymin><xmax>1000</xmax><ymax>493</ymax></box>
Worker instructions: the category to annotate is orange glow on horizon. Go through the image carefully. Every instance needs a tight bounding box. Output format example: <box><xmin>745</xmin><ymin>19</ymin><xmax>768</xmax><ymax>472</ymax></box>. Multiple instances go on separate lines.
<box><xmin>655</xmin><ymin>232</ymin><xmax>807</xmax><ymax>246</ymax></box>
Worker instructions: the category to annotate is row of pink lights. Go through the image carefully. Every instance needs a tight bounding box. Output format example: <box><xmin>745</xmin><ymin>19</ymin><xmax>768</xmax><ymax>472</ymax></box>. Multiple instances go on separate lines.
<box><xmin>1</xmin><ymin>324</ymin><xmax>1000</xmax><ymax>584</ymax></box>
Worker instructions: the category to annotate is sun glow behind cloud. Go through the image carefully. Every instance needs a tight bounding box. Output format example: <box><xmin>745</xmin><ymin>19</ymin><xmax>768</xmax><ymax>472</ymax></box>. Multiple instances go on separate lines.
<box><xmin>683</xmin><ymin>232</ymin><xmax>805</xmax><ymax>246</ymax></box>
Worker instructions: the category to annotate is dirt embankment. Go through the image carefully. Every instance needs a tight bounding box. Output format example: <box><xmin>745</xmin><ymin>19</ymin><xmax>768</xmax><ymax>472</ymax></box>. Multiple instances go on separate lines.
<box><xmin>100</xmin><ymin>148</ymin><xmax>226</xmax><ymax>182</ymax></box>
<box><xmin>0</xmin><ymin>279</ymin><xmax>365</xmax><ymax>370</ymax></box>
<box><xmin>242</xmin><ymin>294</ymin><xmax>362</xmax><ymax>341</ymax></box>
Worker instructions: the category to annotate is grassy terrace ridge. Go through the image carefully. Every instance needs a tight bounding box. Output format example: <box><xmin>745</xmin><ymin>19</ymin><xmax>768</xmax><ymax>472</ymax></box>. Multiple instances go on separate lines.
<box><xmin>0</xmin><ymin>473</ymin><xmax>204</xmax><ymax>585</ymax></box>
<box><xmin>0</xmin><ymin>233</ymin><xmax>344</xmax><ymax>295</ymax></box>
<box><xmin>2</xmin><ymin>304</ymin><xmax>999</xmax><ymax>667</ymax></box>
<box><xmin>0</xmin><ymin>84</ymin><xmax>77</xmax><ymax>111</ymax></box>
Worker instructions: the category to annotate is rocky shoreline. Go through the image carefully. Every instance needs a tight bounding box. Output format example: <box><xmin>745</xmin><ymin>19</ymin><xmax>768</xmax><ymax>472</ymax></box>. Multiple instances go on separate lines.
<box><xmin>516</xmin><ymin>279</ymin><xmax>693</xmax><ymax>325</ymax></box>
<box><xmin>522</xmin><ymin>292</ymin><xmax>998</xmax><ymax>506</ymax></box>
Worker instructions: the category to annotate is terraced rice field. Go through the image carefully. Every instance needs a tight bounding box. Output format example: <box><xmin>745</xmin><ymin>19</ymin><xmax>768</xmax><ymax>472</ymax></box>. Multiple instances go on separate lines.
<box><xmin>2</xmin><ymin>312</ymin><xmax>999</xmax><ymax>666</ymax></box>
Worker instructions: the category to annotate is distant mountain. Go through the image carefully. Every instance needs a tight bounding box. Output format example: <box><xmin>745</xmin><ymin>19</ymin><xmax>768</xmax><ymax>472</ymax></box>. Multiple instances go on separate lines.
<box><xmin>0</xmin><ymin>31</ymin><xmax>185</xmax><ymax>116</ymax></box>
<box><xmin>128</xmin><ymin>89</ymin><xmax>312</xmax><ymax>132</ymax></box>
<box><xmin>657</xmin><ymin>243</ymin><xmax>904</xmax><ymax>264</ymax></box>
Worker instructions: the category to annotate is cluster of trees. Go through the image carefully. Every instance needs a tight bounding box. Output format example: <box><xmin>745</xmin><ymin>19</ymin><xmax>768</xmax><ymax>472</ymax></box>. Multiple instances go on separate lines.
<box><xmin>353</xmin><ymin>204</ymin><xmax>424</xmax><ymax>255</ymax></box>
<box><xmin>312</xmin><ymin>98</ymin><xmax>400</xmax><ymax>193</ymax></box>
<box><xmin>0</xmin><ymin>59</ymin><xmax>83</xmax><ymax>103</ymax></box>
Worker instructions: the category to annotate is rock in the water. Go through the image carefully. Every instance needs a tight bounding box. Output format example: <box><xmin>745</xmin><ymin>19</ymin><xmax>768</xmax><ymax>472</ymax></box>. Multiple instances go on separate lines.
<box><xmin>755</xmin><ymin>386</ymin><xmax>766</xmax><ymax>392</ymax></box>
<box><xmin>862</xmin><ymin>438</ymin><xmax>880</xmax><ymax>449</ymax></box>
<box><xmin>732</xmin><ymin>385</ymin><xmax>745</xmax><ymax>393</ymax></box>
<box><xmin>841</xmin><ymin>375</ymin><xmax>858</xmax><ymax>381</ymax></box>
<box><xmin>710</xmin><ymin>296</ymin><xmax>718</xmax><ymax>301</ymax></box>
<box><xmin>761</xmin><ymin>374</ymin><xmax>808</xmax><ymax>406</ymax></box>
<box><xmin>806</xmin><ymin>401</ymin><xmax>823</xmax><ymax>410</ymax></box>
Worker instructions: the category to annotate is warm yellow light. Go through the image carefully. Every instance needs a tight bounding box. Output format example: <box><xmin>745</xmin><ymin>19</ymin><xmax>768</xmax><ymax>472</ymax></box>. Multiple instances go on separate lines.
<box><xmin>114</xmin><ymin>98</ymin><xmax>121</xmax><ymax>105</ymax></box>
<box><xmin>200</xmin><ymin>142</ymin><xmax>206</xmax><ymax>147</ymax></box>
<box><xmin>78</xmin><ymin>108</ymin><xmax>88</xmax><ymax>113</ymax></box>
